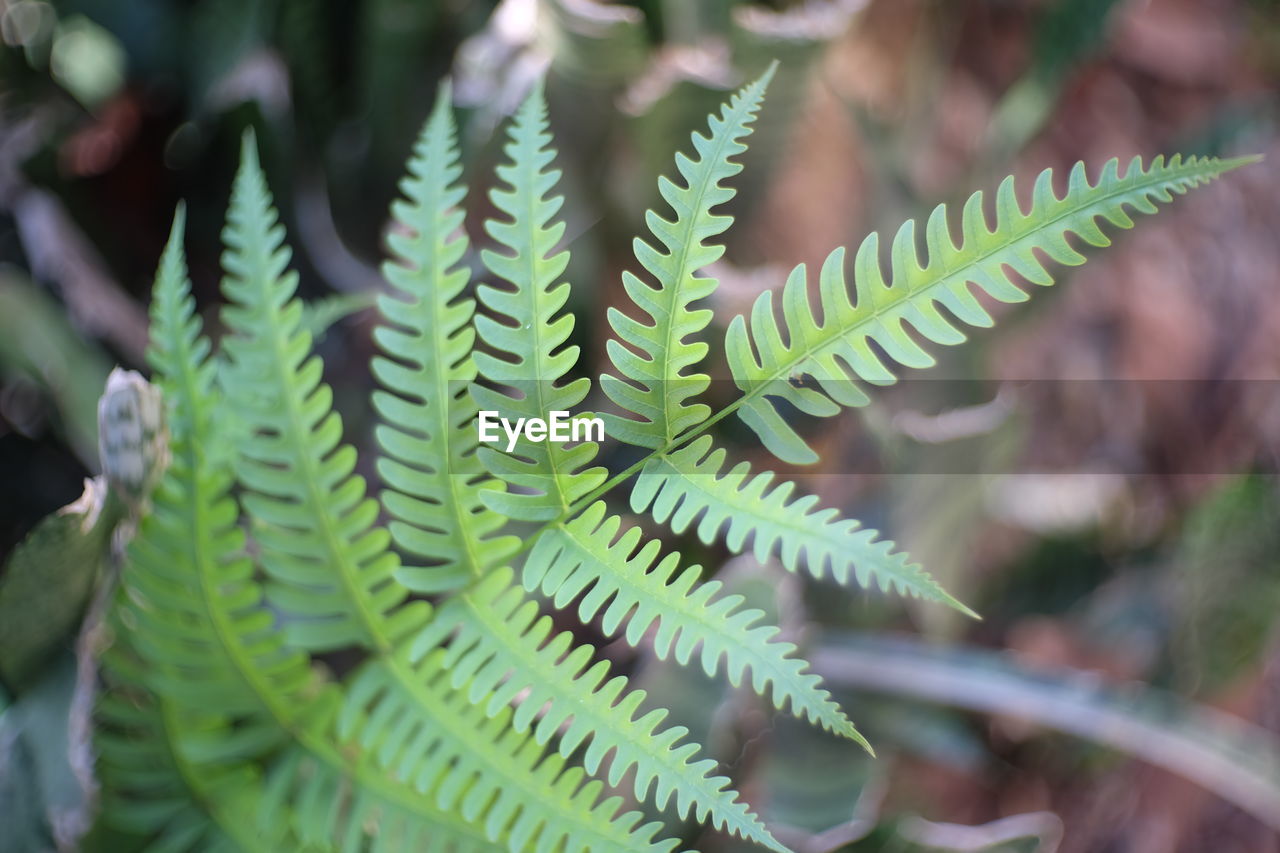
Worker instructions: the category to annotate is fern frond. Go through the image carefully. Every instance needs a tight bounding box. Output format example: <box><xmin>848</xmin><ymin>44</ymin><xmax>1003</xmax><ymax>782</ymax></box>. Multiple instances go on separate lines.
<box><xmin>220</xmin><ymin>134</ymin><xmax>416</xmax><ymax>652</ymax></box>
<box><xmin>527</xmin><ymin>502</ymin><xmax>869</xmax><ymax>750</ymax></box>
<box><xmin>96</xmin><ymin>667</ymin><xmax>277</xmax><ymax>853</ymax></box>
<box><xmin>371</xmin><ymin>93</ymin><xmax>777</xmax><ymax>847</ymax></box>
<box><xmin>601</xmin><ymin>64</ymin><xmax>774</xmax><ymax>448</ymax></box>
<box><xmin>408</xmin><ymin>568</ymin><xmax>784</xmax><ymax>851</ymax></box>
<box><xmin>219</xmin><ymin>138</ymin><xmax>680</xmax><ymax>852</ymax></box>
<box><xmin>373</xmin><ymin>84</ymin><xmax>517</xmax><ymax>594</ymax></box>
<box><xmin>146</xmin><ymin>205</ymin><xmax>211</xmax><ymax>432</ymax></box>
<box><xmin>633</xmin><ymin>435</ymin><xmax>976</xmax><ymax>616</ymax></box>
<box><xmin>472</xmin><ymin>84</ymin><xmax>605</xmax><ymax>522</ymax></box>
<box><xmin>725</xmin><ymin>154</ymin><xmax>1255</xmax><ymax>463</ymax></box>
<box><xmin>261</xmin><ymin>746</ymin><xmax>501</xmax><ymax>853</ymax></box>
<box><xmin>126</xmin><ymin>205</ymin><xmax>300</xmax><ymax>750</ymax></box>
<box><xmin>119</xmin><ymin>208</ymin><xmax>497</xmax><ymax>850</ymax></box>
<box><xmin>341</xmin><ymin>652</ymin><xmax>678</xmax><ymax>853</ymax></box>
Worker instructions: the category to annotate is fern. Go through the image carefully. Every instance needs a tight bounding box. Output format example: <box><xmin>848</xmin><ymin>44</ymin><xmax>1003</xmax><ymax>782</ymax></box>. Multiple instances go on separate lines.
<box><xmin>601</xmin><ymin>64</ymin><xmax>774</xmax><ymax>448</ymax></box>
<box><xmin>724</xmin><ymin>155</ymin><xmax>1256</xmax><ymax>463</ymax></box>
<box><xmin>96</xmin><ymin>664</ymin><xmax>276</xmax><ymax>853</ymax></box>
<box><xmin>103</xmin><ymin>208</ymin><xmax>497</xmax><ymax>851</ymax></box>
<box><xmin>633</xmin><ymin>435</ymin><xmax>977</xmax><ymax>616</ymax></box>
<box><xmin>378</xmin><ymin>85</ymin><xmax>783</xmax><ymax>849</ymax></box>
<box><xmin>89</xmin><ymin>59</ymin><xmax>1253</xmax><ymax>853</ymax></box>
<box><xmin>526</xmin><ymin>502</ymin><xmax>866</xmax><ymax>747</ymax></box>
<box><xmin>373</xmin><ymin>85</ymin><xmax>517</xmax><ymax>594</ymax></box>
<box><xmin>218</xmin><ymin>137</ymin><xmax>674</xmax><ymax>853</ymax></box>
<box><xmin>471</xmin><ymin>82</ymin><xmax>607</xmax><ymax>522</ymax></box>
<box><xmin>220</xmin><ymin>138</ymin><xmax>413</xmax><ymax>653</ymax></box>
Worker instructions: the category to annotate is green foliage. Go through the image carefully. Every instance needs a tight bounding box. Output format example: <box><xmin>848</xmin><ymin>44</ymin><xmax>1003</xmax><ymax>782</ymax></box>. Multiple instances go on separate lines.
<box><xmin>601</xmin><ymin>66</ymin><xmax>772</xmax><ymax>449</ymax></box>
<box><xmin>724</xmin><ymin>154</ymin><xmax>1257</xmax><ymax>464</ymax></box>
<box><xmin>472</xmin><ymin>85</ymin><xmax>607</xmax><ymax>523</ymax></box>
<box><xmin>91</xmin><ymin>64</ymin><xmax>1248</xmax><ymax>853</ymax></box>
<box><xmin>372</xmin><ymin>85</ymin><xmax>516</xmax><ymax>594</ymax></box>
<box><xmin>633</xmin><ymin>435</ymin><xmax>975</xmax><ymax>616</ymax></box>
<box><xmin>0</xmin><ymin>478</ymin><xmax>114</xmax><ymax>693</ymax></box>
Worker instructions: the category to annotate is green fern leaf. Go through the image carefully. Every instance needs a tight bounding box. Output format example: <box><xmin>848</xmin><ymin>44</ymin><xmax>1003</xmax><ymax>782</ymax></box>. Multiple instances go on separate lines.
<box><xmin>261</xmin><ymin>751</ymin><xmax>502</xmax><ymax>853</ymax></box>
<box><xmin>633</xmin><ymin>435</ymin><xmax>976</xmax><ymax>617</ymax></box>
<box><xmin>217</xmin><ymin>136</ymin><xmax>678</xmax><ymax>852</ymax></box>
<box><xmin>725</xmin><ymin>154</ymin><xmax>1257</xmax><ymax>463</ymax></box>
<box><xmin>118</xmin><ymin>207</ymin><xmax>498</xmax><ymax>851</ymax></box>
<box><xmin>527</xmin><ymin>502</ymin><xmax>869</xmax><ymax>751</ymax></box>
<box><xmin>340</xmin><ymin>652</ymin><xmax>677</xmax><ymax>853</ymax></box>
<box><xmin>125</xmin><ymin>205</ymin><xmax>300</xmax><ymax>757</ymax></box>
<box><xmin>97</xmin><ymin>55</ymin><xmax>1257</xmax><ymax>853</ymax></box>
<box><xmin>372</xmin><ymin>84</ymin><xmax>518</xmax><ymax>593</ymax></box>
<box><xmin>601</xmin><ymin>64</ymin><xmax>774</xmax><ymax>448</ymax></box>
<box><xmin>220</xmin><ymin>133</ymin><xmax>416</xmax><ymax>653</ymax></box>
<box><xmin>97</xmin><ymin>664</ymin><xmax>278</xmax><ymax>853</ymax></box>
<box><xmin>372</xmin><ymin>90</ymin><xmax>777</xmax><ymax>849</ymax></box>
<box><xmin>472</xmin><ymin>84</ymin><xmax>606</xmax><ymax>522</ymax></box>
<box><xmin>409</xmin><ymin>568</ymin><xmax>784</xmax><ymax>851</ymax></box>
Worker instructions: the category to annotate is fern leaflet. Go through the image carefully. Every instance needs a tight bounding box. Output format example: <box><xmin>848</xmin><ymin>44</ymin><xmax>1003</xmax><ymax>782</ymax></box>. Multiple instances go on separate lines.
<box><xmin>472</xmin><ymin>83</ymin><xmax>606</xmax><ymax>522</ymax></box>
<box><xmin>633</xmin><ymin>435</ymin><xmax>976</xmax><ymax>616</ymax></box>
<box><xmin>340</xmin><ymin>651</ymin><xmax>677</xmax><ymax>853</ymax></box>
<box><xmin>373</xmin><ymin>84</ymin><xmax>517</xmax><ymax>594</ymax></box>
<box><xmin>528</xmin><ymin>502</ymin><xmax>869</xmax><ymax>750</ymax></box>
<box><xmin>97</xmin><ymin>661</ymin><xmax>277</xmax><ymax>853</ymax></box>
<box><xmin>221</xmin><ymin>136</ymin><xmax>414</xmax><ymax>653</ymax></box>
<box><xmin>725</xmin><ymin>154</ymin><xmax>1257</xmax><ymax>463</ymax></box>
<box><xmin>602</xmin><ymin>64</ymin><xmax>774</xmax><ymax>448</ymax></box>
<box><xmin>409</xmin><ymin>570</ymin><xmax>781</xmax><ymax>850</ymax></box>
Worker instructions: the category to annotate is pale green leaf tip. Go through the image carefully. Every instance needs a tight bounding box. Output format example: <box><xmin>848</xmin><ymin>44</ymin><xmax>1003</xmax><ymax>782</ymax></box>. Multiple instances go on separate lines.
<box><xmin>838</xmin><ymin>718</ymin><xmax>876</xmax><ymax>756</ymax></box>
<box><xmin>168</xmin><ymin>200</ymin><xmax>186</xmax><ymax>241</ymax></box>
<box><xmin>522</xmin><ymin>75</ymin><xmax>548</xmax><ymax>112</ymax></box>
<box><xmin>759</xmin><ymin>59</ymin><xmax>780</xmax><ymax>87</ymax></box>
<box><xmin>160</xmin><ymin>202</ymin><xmax>187</xmax><ymax>270</ymax></box>
<box><xmin>239</xmin><ymin>126</ymin><xmax>260</xmax><ymax>172</ymax></box>
<box><xmin>1219</xmin><ymin>152</ymin><xmax>1264</xmax><ymax>171</ymax></box>
<box><xmin>753</xmin><ymin>826</ymin><xmax>794</xmax><ymax>853</ymax></box>
<box><xmin>949</xmin><ymin>595</ymin><xmax>982</xmax><ymax>622</ymax></box>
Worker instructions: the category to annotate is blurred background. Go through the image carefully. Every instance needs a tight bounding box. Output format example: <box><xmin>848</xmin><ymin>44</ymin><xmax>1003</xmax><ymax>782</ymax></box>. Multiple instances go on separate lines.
<box><xmin>1</xmin><ymin>0</ymin><xmax>1278</xmax><ymax>851</ymax></box>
